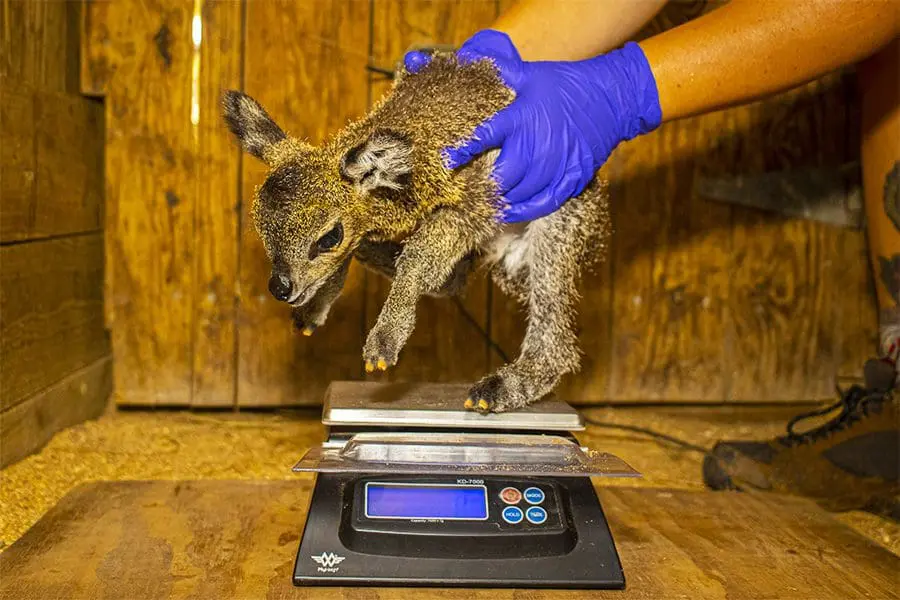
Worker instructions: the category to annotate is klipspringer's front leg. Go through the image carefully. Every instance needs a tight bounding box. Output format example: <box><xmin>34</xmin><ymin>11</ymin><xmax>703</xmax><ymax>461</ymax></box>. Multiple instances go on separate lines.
<box><xmin>363</xmin><ymin>208</ymin><xmax>495</xmax><ymax>372</ymax></box>
<box><xmin>355</xmin><ymin>238</ymin><xmax>477</xmax><ymax>298</ymax></box>
<box><xmin>291</xmin><ymin>258</ymin><xmax>351</xmax><ymax>336</ymax></box>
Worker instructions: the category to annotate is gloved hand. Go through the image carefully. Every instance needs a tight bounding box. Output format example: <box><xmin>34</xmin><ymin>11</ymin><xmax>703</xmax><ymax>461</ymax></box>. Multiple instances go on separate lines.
<box><xmin>404</xmin><ymin>30</ymin><xmax>662</xmax><ymax>223</ymax></box>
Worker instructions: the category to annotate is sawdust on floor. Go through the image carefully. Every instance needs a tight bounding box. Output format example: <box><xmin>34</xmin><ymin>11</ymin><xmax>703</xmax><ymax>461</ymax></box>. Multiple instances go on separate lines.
<box><xmin>1</xmin><ymin>405</ymin><xmax>897</xmax><ymax>555</ymax></box>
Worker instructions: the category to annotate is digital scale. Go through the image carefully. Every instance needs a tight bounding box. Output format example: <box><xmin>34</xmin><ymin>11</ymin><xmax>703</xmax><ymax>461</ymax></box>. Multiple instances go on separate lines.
<box><xmin>291</xmin><ymin>381</ymin><xmax>640</xmax><ymax>589</ymax></box>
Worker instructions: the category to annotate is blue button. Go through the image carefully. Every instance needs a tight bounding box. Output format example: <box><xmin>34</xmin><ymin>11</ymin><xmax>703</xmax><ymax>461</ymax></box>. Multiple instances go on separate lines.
<box><xmin>523</xmin><ymin>487</ymin><xmax>545</xmax><ymax>504</ymax></box>
<box><xmin>502</xmin><ymin>506</ymin><xmax>524</xmax><ymax>524</ymax></box>
<box><xmin>526</xmin><ymin>506</ymin><xmax>547</xmax><ymax>524</ymax></box>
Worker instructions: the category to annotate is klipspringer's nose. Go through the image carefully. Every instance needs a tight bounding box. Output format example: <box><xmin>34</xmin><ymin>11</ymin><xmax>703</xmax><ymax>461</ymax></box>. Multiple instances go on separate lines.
<box><xmin>268</xmin><ymin>273</ymin><xmax>293</xmax><ymax>302</ymax></box>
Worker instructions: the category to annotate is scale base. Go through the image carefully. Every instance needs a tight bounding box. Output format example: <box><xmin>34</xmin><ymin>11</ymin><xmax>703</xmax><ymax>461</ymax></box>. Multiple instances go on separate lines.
<box><xmin>293</xmin><ymin>473</ymin><xmax>625</xmax><ymax>589</ymax></box>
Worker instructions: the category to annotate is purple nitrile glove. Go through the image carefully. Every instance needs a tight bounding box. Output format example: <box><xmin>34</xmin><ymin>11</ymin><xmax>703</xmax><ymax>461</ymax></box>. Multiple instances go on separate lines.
<box><xmin>404</xmin><ymin>30</ymin><xmax>662</xmax><ymax>223</ymax></box>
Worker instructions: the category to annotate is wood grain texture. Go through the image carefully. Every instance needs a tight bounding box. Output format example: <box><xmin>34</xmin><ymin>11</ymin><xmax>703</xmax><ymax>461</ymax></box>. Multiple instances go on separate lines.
<box><xmin>0</xmin><ymin>76</ymin><xmax>37</xmax><ymax>237</ymax></box>
<box><xmin>725</xmin><ymin>76</ymin><xmax>862</xmax><ymax>401</ymax></box>
<box><xmin>607</xmin><ymin>116</ymin><xmax>732</xmax><ymax>402</ymax></box>
<box><xmin>101</xmin><ymin>1</ymin><xmax>196</xmax><ymax>406</ymax></box>
<box><xmin>0</xmin><ymin>0</ymin><xmax>78</xmax><ymax>93</ymax></box>
<box><xmin>237</xmin><ymin>0</ymin><xmax>370</xmax><ymax>407</ymax></box>
<box><xmin>1</xmin><ymin>480</ymin><xmax>897</xmax><ymax>599</ymax></box>
<box><xmin>0</xmin><ymin>234</ymin><xmax>110</xmax><ymax>412</ymax></box>
<box><xmin>607</xmin><ymin>75</ymin><xmax>871</xmax><ymax>403</ymax></box>
<box><xmin>365</xmin><ymin>0</ymin><xmax>499</xmax><ymax>385</ymax></box>
<box><xmin>83</xmin><ymin>0</ymin><xmax>243</xmax><ymax>406</ymax></box>
<box><xmin>79</xmin><ymin>0</ymin><xmax>116</xmax><ymax>97</ymax></box>
<box><xmin>0</xmin><ymin>82</ymin><xmax>104</xmax><ymax>242</ymax></box>
<box><xmin>190</xmin><ymin>0</ymin><xmax>242</xmax><ymax>407</ymax></box>
<box><xmin>0</xmin><ymin>356</ymin><xmax>111</xmax><ymax>469</ymax></box>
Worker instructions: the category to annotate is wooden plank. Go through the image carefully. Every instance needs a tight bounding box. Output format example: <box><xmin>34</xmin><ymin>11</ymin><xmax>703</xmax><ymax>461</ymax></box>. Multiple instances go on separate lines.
<box><xmin>0</xmin><ymin>0</ymin><xmax>78</xmax><ymax>93</ymax></box>
<box><xmin>237</xmin><ymin>0</ymin><xmax>370</xmax><ymax>407</ymax></box>
<box><xmin>1</xmin><ymin>481</ymin><xmax>897</xmax><ymax>599</ymax></box>
<box><xmin>365</xmin><ymin>0</ymin><xmax>498</xmax><ymax>386</ymax></box>
<box><xmin>0</xmin><ymin>77</ymin><xmax>37</xmax><ymax>238</ymax></box>
<box><xmin>82</xmin><ymin>0</ymin><xmax>243</xmax><ymax>406</ymax></box>
<box><xmin>607</xmin><ymin>73</ymin><xmax>871</xmax><ymax>403</ymax></box>
<box><xmin>190</xmin><ymin>0</ymin><xmax>242</xmax><ymax>407</ymax></box>
<box><xmin>606</xmin><ymin>115</ymin><xmax>732</xmax><ymax>402</ymax></box>
<box><xmin>79</xmin><ymin>0</ymin><xmax>117</xmax><ymax>97</ymax></box>
<box><xmin>1</xmin><ymin>82</ymin><xmax>104</xmax><ymax>243</ymax></box>
<box><xmin>0</xmin><ymin>356</ymin><xmax>111</xmax><ymax>469</ymax></box>
<box><xmin>0</xmin><ymin>234</ymin><xmax>110</xmax><ymax>411</ymax></box>
<box><xmin>102</xmin><ymin>1</ymin><xmax>195</xmax><ymax>406</ymax></box>
<box><xmin>727</xmin><ymin>76</ymin><xmax>862</xmax><ymax>401</ymax></box>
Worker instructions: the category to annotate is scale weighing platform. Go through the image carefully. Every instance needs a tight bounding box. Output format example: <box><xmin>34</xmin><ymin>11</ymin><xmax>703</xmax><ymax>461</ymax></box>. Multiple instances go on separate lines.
<box><xmin>291</xmin><ymin>381</ymin><xmax>640</xmax><ymax>589</ymax></box>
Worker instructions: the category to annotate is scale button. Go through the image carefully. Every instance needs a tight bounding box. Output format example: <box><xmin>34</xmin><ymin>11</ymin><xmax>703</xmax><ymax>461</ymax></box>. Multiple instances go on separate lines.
<box><xmin>523</xmin><ymin>487</ymin><xmax>545</xmax><ymax>504</ymax></box>
<box><xmin>499</xmin><ymin>487</ymin><xmax>522</xmax><ymax>504</ymax></box>
<box><xmin>502</xmin><ymin>506</ymin><xmax>524</xmax><ymax>524</ymax></box>
<box><xmin>525</xmin><ymin>506</ymin><xmax>547</xmax><ymax>525</ymax></box>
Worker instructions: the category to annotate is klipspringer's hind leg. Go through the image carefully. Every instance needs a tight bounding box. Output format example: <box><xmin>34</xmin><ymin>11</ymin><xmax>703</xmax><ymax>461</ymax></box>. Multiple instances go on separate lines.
<box><xmin>466</xmin><ymin>233</ymin><xmax>581</xmax><ymax>413</ymax></box>
<box><xmin>467</xmin><ymin>180</ymin><xmax>610</xmax><ymax>413</ymax></box>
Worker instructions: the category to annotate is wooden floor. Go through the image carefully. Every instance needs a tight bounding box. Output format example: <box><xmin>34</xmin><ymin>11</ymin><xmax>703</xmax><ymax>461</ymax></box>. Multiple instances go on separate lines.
<box><xmin>1</xmin><ymin>480</ymin><xmax>897</xmax><ymax>599</ymax></box>
<box><xmin>2</xmin><ymin>405</ymin><xmax>898</xmax><ymax>554</ymax></box>
<box><xmin>1</xmin><ymin>405</ymin><xmax>898</xmax><ymax>598</ymax></box>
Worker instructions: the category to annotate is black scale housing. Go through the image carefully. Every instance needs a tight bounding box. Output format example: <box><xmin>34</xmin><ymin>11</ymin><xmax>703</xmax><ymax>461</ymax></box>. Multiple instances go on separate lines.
<box><xmin>293</xmin><ymin>472</ymin><xmax>625</xmax><ymax>589</ymax></box>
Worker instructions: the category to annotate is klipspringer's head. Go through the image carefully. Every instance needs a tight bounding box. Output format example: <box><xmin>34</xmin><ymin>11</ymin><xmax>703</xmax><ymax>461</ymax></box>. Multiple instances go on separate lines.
<box><xmin>221</xmin><ymin>90</ymin><xmax>412</xmax><ymax>307</ymax></box>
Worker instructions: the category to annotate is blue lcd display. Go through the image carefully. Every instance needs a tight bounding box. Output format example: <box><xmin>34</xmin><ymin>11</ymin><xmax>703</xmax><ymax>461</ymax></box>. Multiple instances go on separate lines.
<box><xmin>365</xmin><ymin>483</ymin><xmax>488</xmax><ymax>520</ymax></box>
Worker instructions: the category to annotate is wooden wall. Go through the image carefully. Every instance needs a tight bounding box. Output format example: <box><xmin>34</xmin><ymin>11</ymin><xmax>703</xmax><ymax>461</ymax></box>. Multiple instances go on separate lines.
<box><xmin>82</xmin><ymin>0</ymin><xmax>878</xmax><ymax>408</ymax></box>
<box><xmin>1</xmin><ymin>0</ymin><xmax>112</xmax><ymax>466</ymax></box>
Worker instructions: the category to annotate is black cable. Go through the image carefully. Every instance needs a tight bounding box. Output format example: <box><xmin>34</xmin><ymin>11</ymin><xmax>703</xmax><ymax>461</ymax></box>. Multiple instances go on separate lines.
<box><xmin>365</xmin><ymin>63</ymin><xmax>395</xmax><ymax>79</ymax></box>
<box><xmin>580</xmin><ymin>416</ymin><xmax>711</xmax><ymax>454</ymax></box>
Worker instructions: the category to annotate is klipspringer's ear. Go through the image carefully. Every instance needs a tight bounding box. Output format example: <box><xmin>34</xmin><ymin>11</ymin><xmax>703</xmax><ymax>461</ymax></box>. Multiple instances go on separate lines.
<box><xmin>221</xmin><ymin>90</ymin><xmax>287</xmax><ymax>161</ymax></box>
<box><xmin>340</xmin><ymin>129</ymin><xmax>412</xmax><ymax>192</ymax></box>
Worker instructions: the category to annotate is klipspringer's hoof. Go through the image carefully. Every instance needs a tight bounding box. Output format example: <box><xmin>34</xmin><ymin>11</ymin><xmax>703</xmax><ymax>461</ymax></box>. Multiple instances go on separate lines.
<box><xmin>363</xmin><ymin>356</ymin><xmax>392</xmax><ymax>374</ymax></box>
<box><xmin>467</xmin><ymin>373</ymin><xmax>535</xmax><ymax>414</ymax></box>
<box><xmin>466</xmin><ymin>375</ymin><xmax>507</xmax><ymax>414</ymax></box>
<box><xmin>463</xmin><ymin>397</ymin><xmax>491</xmax><ymax>413</ymax></box>
<box><xmin>363</xmin><ymin>327</ymin><xmax>402</xmax><ymax>373</ymax></box>
<box><xmin>292</xmin><ymin>309</ymin><xmax>319</xmax><ymax>337</ymax></box>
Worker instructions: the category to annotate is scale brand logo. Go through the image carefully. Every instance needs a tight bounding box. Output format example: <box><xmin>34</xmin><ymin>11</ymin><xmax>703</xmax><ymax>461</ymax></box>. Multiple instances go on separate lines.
<box><xmin>311</xmin><ymin>551</ymin><xmax>346</xmax><ymax>572</ymax></box>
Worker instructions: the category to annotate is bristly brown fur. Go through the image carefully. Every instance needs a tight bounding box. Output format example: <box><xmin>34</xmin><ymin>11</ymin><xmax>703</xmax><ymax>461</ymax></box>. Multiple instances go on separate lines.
<box><xmin>221</xmin><ymin>52</ymin><xmax>611</xmax><ymax>413</ymax></box>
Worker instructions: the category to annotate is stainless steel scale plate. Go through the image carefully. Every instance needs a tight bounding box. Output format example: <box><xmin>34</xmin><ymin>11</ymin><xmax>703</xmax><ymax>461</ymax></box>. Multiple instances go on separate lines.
<box><xmin>320</xmin><ymin>381</ymin><xmax>585</xmax><ymax>431</ymax></box>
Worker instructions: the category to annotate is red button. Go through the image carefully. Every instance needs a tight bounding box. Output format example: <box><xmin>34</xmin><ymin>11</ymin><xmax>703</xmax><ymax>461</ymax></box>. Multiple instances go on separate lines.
<box><xmin>500</xmin><ymin>487</ymin><xmax>522</xmax><ymax>504</ymax></box>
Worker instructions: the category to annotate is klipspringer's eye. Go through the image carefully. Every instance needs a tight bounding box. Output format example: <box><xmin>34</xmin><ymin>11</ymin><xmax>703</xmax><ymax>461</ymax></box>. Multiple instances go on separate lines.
<box><xmin>316</xmin><ymin>223</ymin><xmax>343</xmax><ymax>252</ymax></box>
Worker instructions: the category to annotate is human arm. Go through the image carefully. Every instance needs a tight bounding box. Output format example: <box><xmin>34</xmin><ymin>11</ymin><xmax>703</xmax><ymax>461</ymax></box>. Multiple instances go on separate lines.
<box><xmin>406</xmin><ymin>0</ymin><xmax>899</xmax><ymax>223</ymax></box>
<box><xmin>642</xmin><ymin>0</ymin><xmax>900</xmax><ymax>122</ymax></box>
<box><xmin>490</xmin><ymin>0</ymin><xmax>668</xmax><ymax>61</ymax></box>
